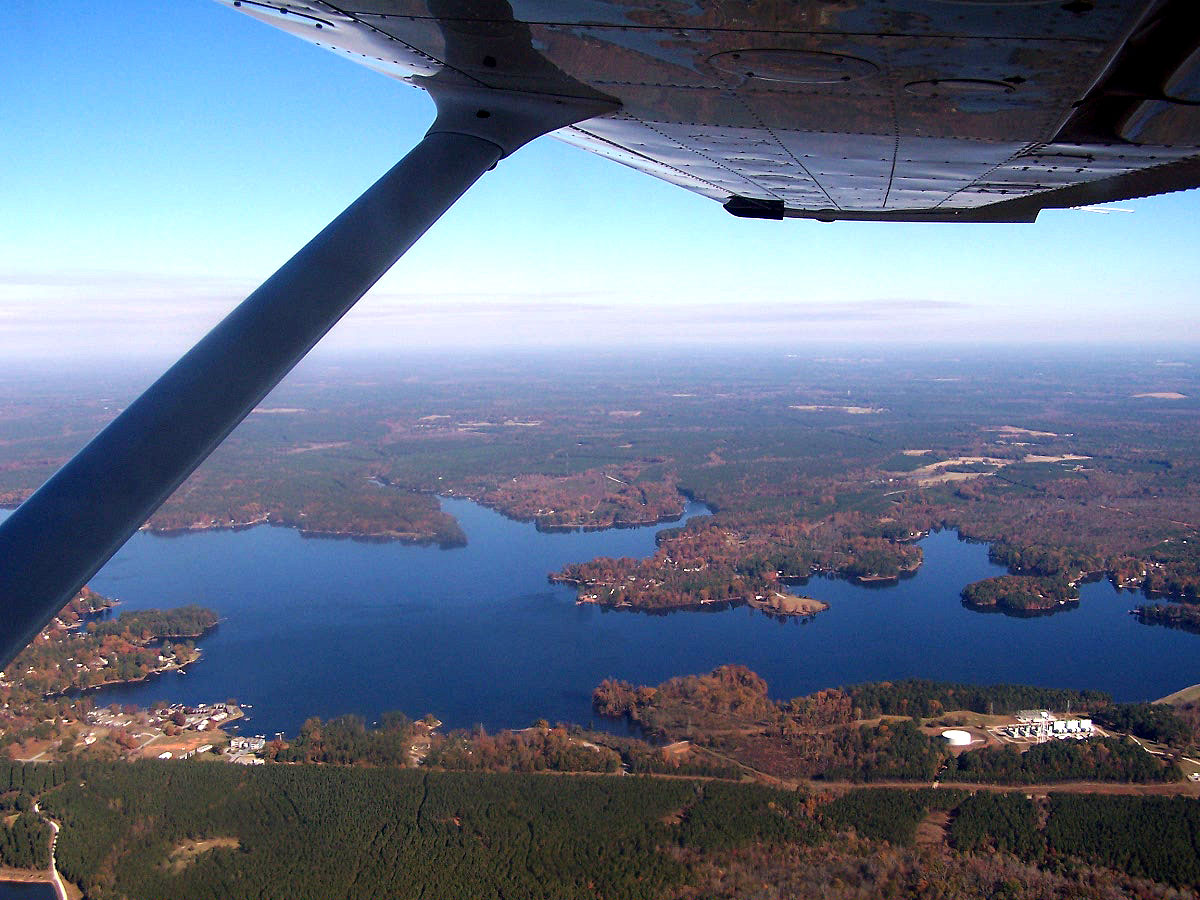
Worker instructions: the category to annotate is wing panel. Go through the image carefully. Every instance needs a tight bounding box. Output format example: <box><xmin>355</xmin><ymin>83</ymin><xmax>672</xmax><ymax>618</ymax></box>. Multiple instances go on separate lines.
<box><xmin>222</xmin><ymin>1</ymin><xmax>1200</xmax><ymax>221</ymax></box>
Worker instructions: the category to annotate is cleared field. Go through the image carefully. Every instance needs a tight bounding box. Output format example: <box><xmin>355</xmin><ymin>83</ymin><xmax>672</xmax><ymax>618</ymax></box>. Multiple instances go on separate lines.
<box><xmin>1157</xmin><ymin>683</ymin><xmax>1200</xmax><ymax>706</ymax></box>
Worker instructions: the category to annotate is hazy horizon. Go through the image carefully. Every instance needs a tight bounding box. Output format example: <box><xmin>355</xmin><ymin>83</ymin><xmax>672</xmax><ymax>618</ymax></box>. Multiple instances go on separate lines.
<box><xmin>7</xmin><ymin>2</ymin><xmax>1200</xmax><ymax>363</ymax></box>
<box><xmin>3</xmin><ymin>274</ymin><xmax>1200</xmax><ymax>363</ymax></box>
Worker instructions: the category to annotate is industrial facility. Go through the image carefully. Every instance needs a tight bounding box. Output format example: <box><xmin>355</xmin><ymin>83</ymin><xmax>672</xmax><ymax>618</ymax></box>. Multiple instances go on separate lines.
<box><xmin>1000</xmin><ymin>710</ymin><xmax>1095</xmax><ymax>742</ymax></box>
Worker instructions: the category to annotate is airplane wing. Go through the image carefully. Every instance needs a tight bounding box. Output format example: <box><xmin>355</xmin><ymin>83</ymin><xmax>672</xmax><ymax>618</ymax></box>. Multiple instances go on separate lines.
<box><xmin>221</xmin><ymin>0</ymin><xmax>1200</xmax><ymax>221</ymax></box>
<box><xmin>2</xmin><ymin>0</ymin><xmax>1199</xmax><ymax>668</ymax></box>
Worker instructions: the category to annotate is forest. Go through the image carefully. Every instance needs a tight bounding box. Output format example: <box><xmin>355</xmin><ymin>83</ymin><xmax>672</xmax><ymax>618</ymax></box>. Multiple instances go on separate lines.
<box><xmin>552</xmin><ymin>522</ymin><xmax>924</xmax><ymax>612</ymax></box>
<box><xmin>844</xmin><ymin>679</ymin><xmax>1111</xmax><ymax>719</ymax></box>
<box><xmin>89</xmin><ymin>605</ymin><xmax>218</xmax><ymax>639</ymax></box>
<box><xmin>960</xmin><ymin>574</ymin><xmax>1078</xmax><ymax>612</ymax></box>
<box><xmin>271</xmin><ymin>712</ymin><xmax>420</xmax><ymax>766</ymax></box>
<box><xmin>1136</xmin><ymin>602</ymin><xmax>1200</xmax><ymax>633</ymax></box>
<box><xmin>2</xmin><ymin>759</ymin><xmax>1199</xmax><ymax>899</ymax></box>
<box><xmin>823</xmin><ymin>787</ymin><xmax>968</xmax><ymax>844</ymax></box>
<box><xmin>0</xmin><ymin>809</ymin><xmax>51</xmax><ymax>870</ymax></box>
<box><xmin>944</xmin><ymin>737</ymin><xmax>1179</xmax><ymax>784</ymax></box>
<box><xmin>30</xmin><ymin>761</ymin><xmax>815</xmax><ymax>900</ymax></box>
<box><xmin>1094</xmin><ymin>702</ymin><xmax>1197</xmax><ymax>747</ymax></box>
<box><xmin>466</xmin><ymin>463</ymin><xmax>685</xmax><ymax>530</ymax></box>
<box><xmin>423</xmin><ymin>724</ymin><xmax>622</xmax><ymax>773</ymax></box>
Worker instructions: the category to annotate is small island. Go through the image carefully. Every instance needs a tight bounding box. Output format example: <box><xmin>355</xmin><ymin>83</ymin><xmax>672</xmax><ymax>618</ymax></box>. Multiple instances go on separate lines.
<box><xmin>961</xmin><ymin>575</ymin><xmax>1077</xmax><ymax>613</ymax></box>
<box><xmin>747</xmin><ymin>591</ymin><xmax>828</xmax><ymax>617</ymax></box>
<box><xmin>551</xmin><ymin>518</ymin><xmax>922</xmax><ymax>615</ymax></box>
<box><xmin>553</xmin><ymin>564</ymin><xmax>831</xmax><ymax>618</ymax></box>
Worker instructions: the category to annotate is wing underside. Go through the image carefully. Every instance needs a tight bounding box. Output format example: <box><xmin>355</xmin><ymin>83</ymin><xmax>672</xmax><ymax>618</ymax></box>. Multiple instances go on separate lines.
<box><xmin>222</xmin><ymin>0</ymin><xmax>1200</xmax><ymax>221</ymax></box>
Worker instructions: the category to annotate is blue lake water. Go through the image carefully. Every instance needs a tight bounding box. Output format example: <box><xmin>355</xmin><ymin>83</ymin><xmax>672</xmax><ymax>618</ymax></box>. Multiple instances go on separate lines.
<box><xmin>6</xmin><ymin>500</ymin><xmax>1198</xmax><ymax>736</ymax></box>
<box><xmin>0</xmin><ymin>883</ymin><xmax>55</xmax><ymax>900</ymax></box>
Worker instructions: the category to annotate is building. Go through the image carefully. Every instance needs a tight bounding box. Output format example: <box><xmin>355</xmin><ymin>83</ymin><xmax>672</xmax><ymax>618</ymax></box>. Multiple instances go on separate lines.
<box><xmin>230</xmin><ymin>735</ymin><xmax>266</xmax><ymax>753</ymax></box>
<box><xmin>1016</xmin><ymin>710</ymin><xmax>1053</xmax><ymax>724</ymax></box>
<box><xmin>1001</xmin><ymin>715</ymin><xmax>1094</xmax><ymax>742</ymax></box>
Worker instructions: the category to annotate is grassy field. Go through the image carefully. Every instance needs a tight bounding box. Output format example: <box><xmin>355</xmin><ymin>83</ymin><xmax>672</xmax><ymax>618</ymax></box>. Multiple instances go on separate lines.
<box><xmin>1157</xmin><ymin>684</ymin><xmax>1200</xmax><ymax>706</ymax></box>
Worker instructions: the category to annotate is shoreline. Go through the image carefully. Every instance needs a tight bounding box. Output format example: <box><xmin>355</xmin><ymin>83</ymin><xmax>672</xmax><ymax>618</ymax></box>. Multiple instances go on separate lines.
<box><xmin>0</xmin><ymin>867</ymin><xmax>51</xmax><ymax>885</ymax></box>
<box><xmin>440</xmin><ymin>488</ymin><xmax>700</xmax><ymax>534</ymax></box>
<box><xmin>143</xmin><ymin>519</ymin><xmax>463</xmax><ymax>548</ymax></box>
<box><xmin>570</xmin><ymin>590</ymin><xmax>828</xmax><ymax>618</ymax></box>
<box><xmin>52</xmin><ymin>647</ymin><xmax>204</xmax><ymax>699</ymax></box>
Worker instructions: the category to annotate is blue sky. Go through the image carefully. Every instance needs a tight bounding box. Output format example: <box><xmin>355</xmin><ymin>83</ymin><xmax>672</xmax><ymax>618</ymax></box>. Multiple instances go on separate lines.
<box><xmin>5</xmin><ymin>0</ymin><xmax>1200</xmax><ymax>360</ymax></box>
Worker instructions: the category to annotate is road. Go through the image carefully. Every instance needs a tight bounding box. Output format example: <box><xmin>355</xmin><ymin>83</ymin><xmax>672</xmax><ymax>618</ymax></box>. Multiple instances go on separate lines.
<box><xmin>30</xmin><ymin>802</ymin><xmax>67</xmax><ymax>900</ymax></box>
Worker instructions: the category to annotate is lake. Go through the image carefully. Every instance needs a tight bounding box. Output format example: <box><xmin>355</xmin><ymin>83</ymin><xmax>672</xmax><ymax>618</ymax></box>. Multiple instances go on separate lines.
<box><xmin>0</xmin><ymin>883</ymin><xmax>55</xmax><ymax>900</ymax></box>
<box><xmin>8</xmin><ymin>500</ymin><xmax>1198</xmax><ymax>736</ymax></box>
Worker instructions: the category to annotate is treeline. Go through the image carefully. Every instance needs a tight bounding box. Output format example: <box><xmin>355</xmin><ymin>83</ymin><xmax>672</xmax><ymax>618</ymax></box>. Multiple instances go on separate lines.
<box><xmin>677</xmin><ymin>836</ymin><xmax>1197</xmax><ymax>900</ymax></box>
<box><xmin>150</xmin><ymin>460</ymin><xmax>467</xmax><ymax>547</ymax></box>
<box><xmin>721</xmin><ymin>719</ymin><xmax>950</xmax><ymax>783</ymax></box>
<box><xmin>945</xmin><ymin>737</ymin><xmax>1179</xmax><ymax>784</ymax></box>
<box><xmin>987</xmin><ymin>543</ymin><xmax>1101</xmax><ymax>580</ymax></box>
<box><xmin>2</xmin><ymin>604</ymin><xmax>211</xmax><ymax>703</ymax></box>
<box><xmin>57</xmin><ymin>587</ymin><xmax>118</xmax><ymax>627</ymax></box>
<box><xmin>425</xmin><ymin>725</ymin><xmax>621</xmax><ymax>774</ymax></box>
<box><xmin>791</xmin><ymin>720</ymin><xmax>946</xmax><ymax>782</ymax></box>
<box><xmin>942</xmin><ymin>465</ymin><xmax>1200</xmax><ymax>605</ymax></box>
<box><xmin>90</xmin><ymin>604</ymin><xmax>218</xmax><ymax>639</ymax></box>
<box><xmin>0</xmin><ymin>761</ymin><xmax>78</xmax><ymax>794</ymax></box>
<box><xmin>1141</xmin><ymin>542</ymin><xmax>1200</xmax><ymax>600</ymax></box>
<box><xmin>1136</xmin><ymin>602</ymin><xmax>1200</xmax><ymax>634</ymax></box>
<box><xmin>845</xmin><ymin>679</ymin><xmax>1109</xmax><ymax>719</ymax></box>
<box><xmin>269</xmin><ymin>709</ymin><xmax>743</xmax><ymax>779</ymax></box>
<box><xmin>593</xmin><ymin>665</ymin><xmax>776</xmax><ymax>734</ymax></box>
<box><xmin>273</xmin><ymin>712</ymin><xmax>417</xmax><ymax>765</ymax></box>
<box><xmin>824</xmin><ymin>789</ymin><xmax>1200</xmax><ymax>890</ymax></box>
<box><xmin>1143</xmin><ymin>570</ymin><xmax>1200</xmax><ymax>601</ymax></box>
<box><xmin>960</xmin><ymin>575</ymin><xmax>1077</xmax><ymax>612</ymax></box>
<box><xmin>1094</xmin><ymin>702</ymin><xmax>1195</xmax><ymax>747</ymax></box>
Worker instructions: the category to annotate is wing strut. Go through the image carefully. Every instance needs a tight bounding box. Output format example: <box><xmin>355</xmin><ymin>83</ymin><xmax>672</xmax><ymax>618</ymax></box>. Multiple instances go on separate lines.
<box><xmin>0</xmin><ymin>84</ymin><xmax>615</xmax><ymax>670</ymax></box>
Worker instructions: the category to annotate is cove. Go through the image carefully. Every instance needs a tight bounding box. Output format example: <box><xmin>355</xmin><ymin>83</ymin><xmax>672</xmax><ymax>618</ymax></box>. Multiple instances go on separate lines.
<box><xmin>4</xmin><ymin>500</ymin><xmax>1197</xmax><ymax>737</ymax></box>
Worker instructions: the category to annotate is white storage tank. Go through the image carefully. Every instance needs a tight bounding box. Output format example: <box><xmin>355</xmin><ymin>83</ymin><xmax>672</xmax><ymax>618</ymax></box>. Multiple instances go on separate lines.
<box><xmin>942</xmin><ymin>729</ymin><xmax>972</xmax><ymax>747</ymax></box>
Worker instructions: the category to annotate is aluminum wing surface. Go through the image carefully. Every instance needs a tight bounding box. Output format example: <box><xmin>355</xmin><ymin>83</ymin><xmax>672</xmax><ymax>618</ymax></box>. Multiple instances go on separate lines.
<box><xmin>223</xmin><ymin>0</ymin><xmax>1200</xmax><ymax>221</ymax></box>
